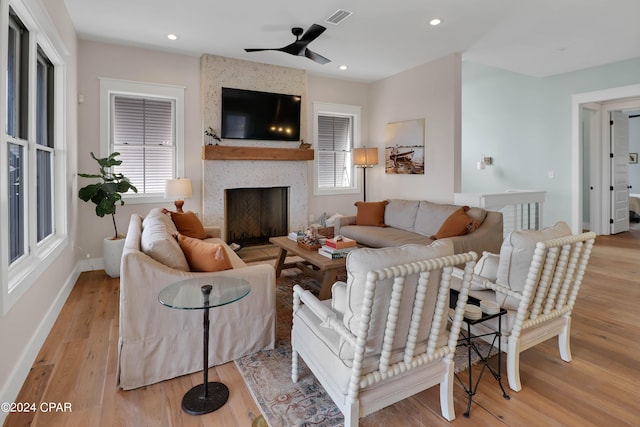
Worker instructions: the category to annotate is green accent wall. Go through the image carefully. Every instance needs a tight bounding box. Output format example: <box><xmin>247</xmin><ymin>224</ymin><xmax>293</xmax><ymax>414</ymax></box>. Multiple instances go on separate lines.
<box><xmin>462</xmin><ymin>57</ymin><xmax>640</xmax><ymax>226</ymax></box>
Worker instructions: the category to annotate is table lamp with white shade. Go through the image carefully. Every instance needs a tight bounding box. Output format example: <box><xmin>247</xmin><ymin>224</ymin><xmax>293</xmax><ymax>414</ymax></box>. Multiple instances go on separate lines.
<box><xmin>165</xmin><ymin>178</ymin><xmax>192</xmax><ymax>212</ymax></box>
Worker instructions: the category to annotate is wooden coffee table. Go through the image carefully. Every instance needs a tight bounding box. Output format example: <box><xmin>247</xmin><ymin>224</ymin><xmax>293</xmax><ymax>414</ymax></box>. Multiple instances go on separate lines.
<box><xmin>269</xmin><ymin>236</ymin><xmax>350</xmax><ymax>300</ymax></box>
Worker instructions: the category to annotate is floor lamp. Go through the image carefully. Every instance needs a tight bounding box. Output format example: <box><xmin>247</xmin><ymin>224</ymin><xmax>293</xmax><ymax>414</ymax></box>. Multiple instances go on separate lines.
<box><xmin>353</xmin><ymin>147</ymin><xmax>379</xmax><ymax>202</ymax></box>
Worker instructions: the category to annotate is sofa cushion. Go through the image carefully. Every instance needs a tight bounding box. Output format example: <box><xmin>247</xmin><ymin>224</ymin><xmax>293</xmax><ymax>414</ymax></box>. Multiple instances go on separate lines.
<box><xmin>176</xmin><ymin>233</ymin><xmax>233</xmax><ymax>272</ymax></box>
<box><xmin>339</xmin><ymin>240</ymin><xmax>454</xmax><ymax>354</ymax></box>
<box><xmin>168</xmin><ymin>210</ymin><xmax>207</xmax><ymax>239</ymax></box>
<box><xmin>472</xmin><ymin>252</ymin><xmax>500</xmax><ymax>290</ymax></box>
<box><xmin>413</xmin><ymin>201</ymin><xmax>459</xmax><ymax>237</ymax></box>
<box><xmin>141</xmin><ymin>211</ymin><xmax>190</xmax><ymax>271</ymax></box>
<box><xmin>384</xmin><ymin>199</ymin><xmax>419</xmax><ymax>231</ymax></box>
<box><xmin>339</xmin><ymin>225</ymin><xmax>432</xmax><ymax>248</ymax></box>
<box><xmin>495</xmin><ymin>221</ymin><xmax>572</xmax><ymax>309</ymax></box>
<box><xmin>432</xmin><ymin>206</ymin><xmax>479</xmax><ymax>239</ymax></box>
<box><xmin>355</xmin><ymin>201</ymin><xmax>388</xmax><ymax>227</ymax></box>
<box><xmin>474</xmin><ymin>252</ymin><xmax>500</xmax><ymax>281</ymax></box>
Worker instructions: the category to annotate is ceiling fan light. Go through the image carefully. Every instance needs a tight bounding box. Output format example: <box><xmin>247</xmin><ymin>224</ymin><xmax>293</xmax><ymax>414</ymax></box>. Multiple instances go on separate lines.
<box><xmin>339</xmin><ymin>65</ymin><xmax>348</xmax><ymax>70</ymax></box>
<box><xmin>429</xmin><ymin>18</ymin><xmax>441</xmax><ymax>26</ymax></box>
<box><xmin>167</xmin><ymin>34</ymin><xmax>178</xmax><ymax>41</ymax></box>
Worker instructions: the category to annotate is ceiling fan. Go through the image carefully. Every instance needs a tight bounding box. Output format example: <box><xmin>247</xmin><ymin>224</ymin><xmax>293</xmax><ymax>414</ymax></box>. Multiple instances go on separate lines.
<box><xmin>245</xmin><ymin>24</ymin><xmax>331</xmax><ymax>64</ymax></box>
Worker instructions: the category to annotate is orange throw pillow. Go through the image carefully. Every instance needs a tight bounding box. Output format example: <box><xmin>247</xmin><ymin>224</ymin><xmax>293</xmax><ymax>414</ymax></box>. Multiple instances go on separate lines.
<box><xmin>432</xmin><ymin>206</ymin><xmax>479</xmax><ymax>240</ymax></box>
<box><xmin>169</xmin><ymin>211</ymin><xmax>207</xmax><ymax>239</ymax></box>
<box><xmin>175</xmin><ymin>233</ymin><xmax>233</xmax><ymax>272</ymax></box>
<box><xmin>354</xmin><ymin>200</ymin><xmax>388</xmax><ymax>227</ymax></box>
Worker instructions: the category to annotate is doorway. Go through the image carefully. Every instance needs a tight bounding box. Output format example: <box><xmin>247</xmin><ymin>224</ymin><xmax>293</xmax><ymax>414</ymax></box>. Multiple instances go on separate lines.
<box><xmin>572</xmin><ymin>84</ymin><xmax>640</xmax><ymax>235</ymax></box>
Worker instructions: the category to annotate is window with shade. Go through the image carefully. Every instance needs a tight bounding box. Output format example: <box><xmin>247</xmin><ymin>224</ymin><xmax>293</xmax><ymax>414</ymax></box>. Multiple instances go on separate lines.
<box><xmin>313</xmin><ymin>102</ymin><xmax>361</xmax><ymax>195</ymax></box>
<box><xmin>111</xmin><ymin>95</ymin><xmax>175</xmax><ymax>194</ymax></box>
<box><xmin>100</xmin><ymin>79</ymin><xmax>185</xmax><ymax>203</ymax></box>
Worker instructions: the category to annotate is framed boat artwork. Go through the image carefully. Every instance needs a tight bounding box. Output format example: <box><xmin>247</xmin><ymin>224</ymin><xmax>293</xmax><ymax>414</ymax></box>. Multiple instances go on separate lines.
<box><xmin>385</xmin><ymin>118</ymin><xmax>425</xmax><ymax>174</ymax></box>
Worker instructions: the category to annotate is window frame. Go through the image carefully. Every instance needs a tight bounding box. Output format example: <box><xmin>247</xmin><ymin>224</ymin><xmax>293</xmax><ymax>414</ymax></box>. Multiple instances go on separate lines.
<box><xmin>99</xmin><ymin>78</ymin><xmax>185</xmax><ymax>204</ymax></box>
<box><xmin>1</xmin><ymin>0</ymin><xmax>68</xmax><ymax>314</ymax></box>
<box><xmin>313</xmin><ymin>102</ymin><xmax>362</xmax><ymax>196</ymax></box>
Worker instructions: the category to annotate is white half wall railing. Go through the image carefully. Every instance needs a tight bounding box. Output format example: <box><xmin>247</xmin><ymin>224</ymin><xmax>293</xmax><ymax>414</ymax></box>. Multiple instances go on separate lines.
<box><xmin>454</xmin><ymin>190</ymin><xmax>546</xmax><ymax>236</ymax></box>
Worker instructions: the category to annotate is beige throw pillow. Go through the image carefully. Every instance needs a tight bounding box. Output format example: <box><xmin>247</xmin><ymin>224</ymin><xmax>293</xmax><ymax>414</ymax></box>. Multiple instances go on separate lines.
<box><xmin>495</xmin><ymin>221</ymin><xmax>572</xmax><ymax>309</ymax></box>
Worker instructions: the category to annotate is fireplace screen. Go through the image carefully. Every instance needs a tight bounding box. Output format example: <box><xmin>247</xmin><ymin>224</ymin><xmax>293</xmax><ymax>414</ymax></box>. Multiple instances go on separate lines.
<box><xmin>225</xmin><ymin>187</ymin><xmax>289</xmax><ymax>246</ymax></box>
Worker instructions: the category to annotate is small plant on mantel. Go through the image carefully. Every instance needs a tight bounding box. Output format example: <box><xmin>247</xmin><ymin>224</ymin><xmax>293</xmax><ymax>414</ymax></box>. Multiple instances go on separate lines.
<box><xmin>78</xmin><ymin>152</ymin><xmax>138</xmax><ymax>239</ymax></box>
<box><xmin>205</xmin><ymin>126</ymin><xmax>221</xmax><ymax>145</ymax></box>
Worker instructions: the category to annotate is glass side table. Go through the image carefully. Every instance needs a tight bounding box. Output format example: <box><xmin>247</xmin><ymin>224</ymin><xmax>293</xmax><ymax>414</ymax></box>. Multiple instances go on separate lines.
<box><xmin>159</xmin><ymin>276</ymin><xmax>250</xmax><ymax>415</ymax></box>
<box><xmin>450</xmin><ymin>288</ymin><xmax>510</xmax><ymax>417</ymax></box>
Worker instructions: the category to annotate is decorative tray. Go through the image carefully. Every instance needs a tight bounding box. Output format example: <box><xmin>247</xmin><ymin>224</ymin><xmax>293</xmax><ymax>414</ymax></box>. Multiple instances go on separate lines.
<box><xmin>297</xmin><ymin>241</ymin><xmax>322</xmax><ymax>250</ymax></box>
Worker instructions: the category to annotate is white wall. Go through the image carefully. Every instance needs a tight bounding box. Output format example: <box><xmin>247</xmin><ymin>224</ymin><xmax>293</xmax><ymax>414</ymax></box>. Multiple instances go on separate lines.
<box><xmin>76</xmin><ymin>40</ymin><xmax>200</xmax><ymax>259</ymax></box>
<box><xmin>462</xmin><ymin>57</ymin><xmax>640</xmax><ymax>227</ymax></box>
<box><xmin>366</xmin><ymin>53</ymin><xmax>462</xmax><ymax>206</ymax></box>
<box><xmin>0</xmin><ymin>0</ymin><xmax>78</xmax><ymax>419</ymax></box>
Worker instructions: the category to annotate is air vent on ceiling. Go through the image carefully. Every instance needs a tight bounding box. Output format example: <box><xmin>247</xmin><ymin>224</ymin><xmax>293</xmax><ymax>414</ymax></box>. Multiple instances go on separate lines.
<box><xmin>325</xmin><ymin>9</ymin><xmax>352</xmax><ymax>25</ymax></box>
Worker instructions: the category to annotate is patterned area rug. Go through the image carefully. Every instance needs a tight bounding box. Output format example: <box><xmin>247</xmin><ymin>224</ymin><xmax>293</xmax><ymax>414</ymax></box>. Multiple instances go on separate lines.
<box><xmin>236</xmin><ymin>269</ymin><xmax>494</xmax><ymax>427</ymax></box>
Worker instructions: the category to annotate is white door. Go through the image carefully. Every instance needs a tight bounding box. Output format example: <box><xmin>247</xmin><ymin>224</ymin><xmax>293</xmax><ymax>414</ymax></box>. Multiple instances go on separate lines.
<box><xmin>610</xmin><ymin>111</ymin><xmax>630</xmax><ymax>234</ymax></box>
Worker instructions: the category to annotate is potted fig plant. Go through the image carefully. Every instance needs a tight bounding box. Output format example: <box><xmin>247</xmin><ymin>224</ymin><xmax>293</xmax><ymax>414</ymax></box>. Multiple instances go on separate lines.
<box><xmin>78</xmin><ymin>152</ymin><xmax>138</xmax><ymax>277</ymax></box>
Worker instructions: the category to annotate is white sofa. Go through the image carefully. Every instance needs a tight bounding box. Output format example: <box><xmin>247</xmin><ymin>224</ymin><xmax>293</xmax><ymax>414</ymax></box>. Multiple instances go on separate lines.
<box><xmin>117</xmin><ymin>209</ymin><xmax>276</xmax><ymax>390</ymax></box>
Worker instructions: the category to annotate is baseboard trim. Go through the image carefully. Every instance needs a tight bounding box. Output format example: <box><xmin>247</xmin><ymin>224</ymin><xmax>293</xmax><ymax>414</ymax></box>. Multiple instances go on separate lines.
<box><xmin>0</xmin><ymin>262</ymin><xmax>84</xmax><ymax>425</ymax></box>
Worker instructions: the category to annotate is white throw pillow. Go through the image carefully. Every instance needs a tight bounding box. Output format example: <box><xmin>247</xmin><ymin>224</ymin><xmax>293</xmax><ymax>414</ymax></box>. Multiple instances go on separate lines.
<box><xmin>471</xmin><ymin>252</ymin><xmax>500</xmax><ymax>290</ymax></box>
<box><xmin>495</xmin><ymin>221</ymin><xmax>571</xmax><ymax>309</ymax></box>
<box><xmin>141</xmin><ymin>212</ymin><xmax>189</xmax><ymax>271</ymax></box>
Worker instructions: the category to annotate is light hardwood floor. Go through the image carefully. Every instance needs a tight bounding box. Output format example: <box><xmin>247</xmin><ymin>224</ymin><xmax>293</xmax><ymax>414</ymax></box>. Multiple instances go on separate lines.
<box><xmin>5</xmin><ymin>231</ymin><xmax>639</xmax><ymax>426</ymax></box>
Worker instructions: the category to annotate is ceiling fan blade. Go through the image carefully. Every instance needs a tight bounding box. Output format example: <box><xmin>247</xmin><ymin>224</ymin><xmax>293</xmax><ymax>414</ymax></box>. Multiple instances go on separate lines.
<box><xmin>244</xmin><ymin>48</ymin><xmax>275</xmax><ymax>52</ymax></box>
<box><xmin>278</xmin><ymin>40</ymin><xmax>306</xmax><ymax>56</ymax></box>
<box><xmin>299</xmin><ymin>24</ymin><xmax>326</xmax><ymax>44</ymax></box>
<box><xmin>304</xmin><ymin>48</ymin><xmax>331</xmax><ymax>64</ymax></box>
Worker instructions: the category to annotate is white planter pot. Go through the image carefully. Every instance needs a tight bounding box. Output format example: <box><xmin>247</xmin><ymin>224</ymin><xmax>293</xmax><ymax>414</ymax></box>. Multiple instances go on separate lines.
<box><xmin>103</xmin><ymin>236</ymin><xmax>126</xmax><ymax>278</ymax></box>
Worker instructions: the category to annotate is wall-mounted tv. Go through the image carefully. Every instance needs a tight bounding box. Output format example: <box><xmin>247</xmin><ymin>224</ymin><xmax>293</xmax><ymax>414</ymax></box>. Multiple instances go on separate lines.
<box><xmin>221</xmin><ymin>87</ymin><xmax>301</xmax><ymax>141</ymax></box>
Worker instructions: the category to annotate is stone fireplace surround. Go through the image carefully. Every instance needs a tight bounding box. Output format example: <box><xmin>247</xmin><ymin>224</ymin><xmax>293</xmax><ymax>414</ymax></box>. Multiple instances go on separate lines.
<box><xmin>200</xmin><ymin>54</ymin><xmax>309</xmax><ymax>242</ymax></box>
<box><xmin>203</xmin><ymin>159</ymin><xmax>308</xmax><ymax>242</ymax></box>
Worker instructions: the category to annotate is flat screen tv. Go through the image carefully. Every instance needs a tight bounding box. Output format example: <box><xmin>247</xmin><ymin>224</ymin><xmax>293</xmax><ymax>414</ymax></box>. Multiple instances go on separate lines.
<box><xmin>221</xmin><ymin>87</ymin><xmax>301</xmax><ymax>141</ymax></box>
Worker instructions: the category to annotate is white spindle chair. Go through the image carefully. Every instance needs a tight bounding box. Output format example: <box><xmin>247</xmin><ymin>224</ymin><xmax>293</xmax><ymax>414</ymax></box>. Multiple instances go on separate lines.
<box><xmin>291</xmin><ymin>242</ymin><xmax>477</xmax><ymax>426</ymax></box>
<box><xmin>454</xmin><ymin>225</ymin><xmax>596</xmax><ymax>391</ymax></box>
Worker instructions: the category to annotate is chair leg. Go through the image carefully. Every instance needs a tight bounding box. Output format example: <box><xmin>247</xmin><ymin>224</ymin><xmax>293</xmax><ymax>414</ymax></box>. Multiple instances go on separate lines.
<box><xmin>291</xmin><ymin>335</ymin><xmax>299</xmax><ymax>383</ymax></box>
<box><xmin>507</xmin><ymin>340</ymin><xmax>522</xmax><ymax>392</ymax></box>
<box><xmin>344</xmin><ymin>400</ymin><xmax>359</xmax><ymax>427</ymax></box>
<box><xmin>558</xmin><ymin>317</ymin><xmax>572</xmax><ymax>362</ymax></box>
<box><xmin>439</xmin><ymin>361</ymin><xmax>456</xmax><ymax>421</ymax></box>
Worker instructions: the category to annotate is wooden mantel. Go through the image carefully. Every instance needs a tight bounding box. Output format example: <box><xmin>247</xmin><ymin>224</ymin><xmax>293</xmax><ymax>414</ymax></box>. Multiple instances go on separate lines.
<box><xmin>202</xmin><ymin>145</ymin><xmax>314</xmax><ymax>161</ymax></box>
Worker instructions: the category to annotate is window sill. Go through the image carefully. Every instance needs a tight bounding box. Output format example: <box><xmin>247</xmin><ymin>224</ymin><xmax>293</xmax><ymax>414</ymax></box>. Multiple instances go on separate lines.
<box><xmin>314</xmin><ymin>187</ymin><xmax>360</xmax><ymax>197</ymax></box>
<box><xmin>121</xmin><ymin>194</ymin><xmax>170</xmax><ymax>204</ymax></box>
<box><xmin>4</xmin><ymin>235</ymin><xmax>67</xmax><ymax>314</ymax></box>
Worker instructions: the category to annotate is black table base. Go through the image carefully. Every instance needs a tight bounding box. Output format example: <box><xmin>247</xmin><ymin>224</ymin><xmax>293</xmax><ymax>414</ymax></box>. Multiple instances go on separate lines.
<box><xmin>182</xmin><ymin>381</ymin><xmax>229</xmax><ymax>415</ymax></box>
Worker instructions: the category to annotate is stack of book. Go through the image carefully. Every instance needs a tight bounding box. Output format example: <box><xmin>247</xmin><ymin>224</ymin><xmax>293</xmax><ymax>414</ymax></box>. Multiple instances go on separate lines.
<box><xmin>288</xmin><ymin>231</ymin><xmax>305</xmax><ymax>242</ymax></box>
<box><xmin>317</xmin><ymin>236</ymin><xmax>357</xmax><ymax>259</ymax></box>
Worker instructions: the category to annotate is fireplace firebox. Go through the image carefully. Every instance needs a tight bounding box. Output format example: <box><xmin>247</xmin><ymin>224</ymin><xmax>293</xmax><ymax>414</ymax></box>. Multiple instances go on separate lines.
<box><xmin>225</xmin><ymin>187</ymin><xmax>288</xmax><ymax>247</ymax></box>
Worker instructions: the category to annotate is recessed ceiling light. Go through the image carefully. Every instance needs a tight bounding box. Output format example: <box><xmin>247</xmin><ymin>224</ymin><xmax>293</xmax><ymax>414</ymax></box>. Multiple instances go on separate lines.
<box><xmin>429</xmin><ymin>18</ymin><xmax>441</xmax><ymax>26</ymax></box>
<box><xmin>339</xmin><ymin>65</ymin><xmax>348</xmax><ymax>71</ymax></box>
<box><xmin>167</xmin><ymin>34</ymin><xmax>178</xmax><ymax>41</ymax></box>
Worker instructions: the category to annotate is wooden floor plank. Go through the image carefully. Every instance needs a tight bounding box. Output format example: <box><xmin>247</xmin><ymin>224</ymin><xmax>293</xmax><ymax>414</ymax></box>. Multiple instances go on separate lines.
<box><xmin>5</xmin><ymin>230</ymin><xmax>639</xmax><ymax>426</ymax></box>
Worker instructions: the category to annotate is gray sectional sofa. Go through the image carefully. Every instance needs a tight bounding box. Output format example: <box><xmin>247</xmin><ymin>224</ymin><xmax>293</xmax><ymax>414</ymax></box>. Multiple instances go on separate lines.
<box><xmin>334</xmin><ymin>199</ymin><xmax>503</xmax><ymax>255</ymax></box>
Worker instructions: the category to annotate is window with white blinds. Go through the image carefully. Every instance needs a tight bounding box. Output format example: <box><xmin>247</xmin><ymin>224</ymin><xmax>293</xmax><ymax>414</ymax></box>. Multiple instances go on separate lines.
<box><xmin>111</xmin><ymin>95</ymin><xmax>175</xmax><ymax>194</ymax></box>
<box><xmin>317</xmin><ymin>115</ymin><xmax>353</xmax><ymax>188</ymax></box>
<box><xmin>313</xmin><ymin>102</ymin><xmax>361</xmax><ymax>196</ymax></box>
<box><xmin>100</xmin><ymin>78</ymin><xmax>185</xmax><ymax>203</ymax></box>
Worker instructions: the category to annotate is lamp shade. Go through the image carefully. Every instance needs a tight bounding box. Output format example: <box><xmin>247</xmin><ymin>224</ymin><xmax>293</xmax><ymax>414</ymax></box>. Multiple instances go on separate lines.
<box><xmin>353</xmin><ymin>147</ymin><xmax>379</xmax><ymax>167</ymax></box>
<box><xmin>165</xmin><ymin>178</ymin><xmax>193</xmax><ymax>199</ymax></box>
